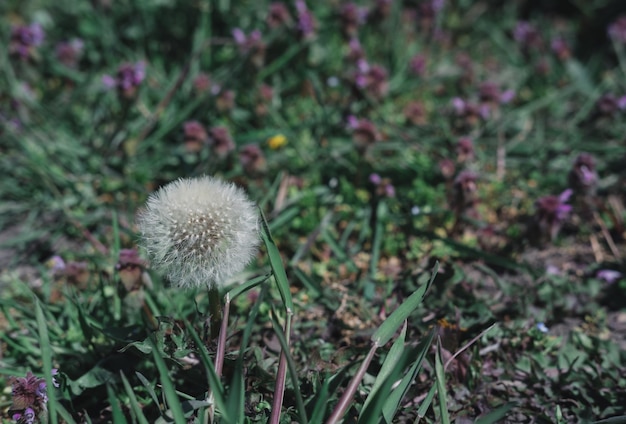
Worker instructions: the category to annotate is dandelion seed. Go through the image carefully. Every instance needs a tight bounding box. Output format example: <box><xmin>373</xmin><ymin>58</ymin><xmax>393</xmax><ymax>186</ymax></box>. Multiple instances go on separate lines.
<box><xmin>137</xmin><ymin>176</ymin><xmax>259</xmax><ymax>289</ymax></box>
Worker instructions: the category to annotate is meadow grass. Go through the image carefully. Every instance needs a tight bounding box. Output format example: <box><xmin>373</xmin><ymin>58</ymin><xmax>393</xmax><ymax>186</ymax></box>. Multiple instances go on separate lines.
<box><xmin>1</xmin><ymin>1</ymin><xmax>626</xmax><ymax>423</ymax></box>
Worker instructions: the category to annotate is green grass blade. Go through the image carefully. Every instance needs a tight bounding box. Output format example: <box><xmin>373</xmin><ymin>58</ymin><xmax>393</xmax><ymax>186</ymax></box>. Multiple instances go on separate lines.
<box><xmin>259</xmin><ymin>208</ymin><xmax>293</xmax><ymax>312</ymax></box>
<box><xmin>416</xmin><ymin>385</ymin><xmax>436</xmax><ymax>421</ymax></box>
<box><xmin>150</xmin><ymin>339</ymin><xmax>187</xmax><ymax>424</ymax></box>
<box><xmin>382</xmin><ymin>330</ymin><xmax>435</xmax><ymax>423</ymax></box>
<box><xmin>184</xmin><ymin>321</ymin><xmax>231</xmax><ymax>422</ymax></box>
<box><xmin>35</xmin><ymin>299</ymin><xmax>58</xmax><ymax>424</ymax></box>
<box><xmin>121</xmin><ymin>372</ymin><xmax>150</xmax><ymax>424</ymax></box>
<box><xmin>107</xmin><ymin>384</ymin><xmax>129</xmax><ymax>424</ymax></box>
<box><xmin>360</xmin><ymin>321</ymin><xmax>407</xmax><ymax>418</ymax></box>
<box><xmin>55</xmin><ymin>403</ymin><xmax>77</xmax><ymax>424</ymax></box>
<box><xmin>435</xmin><ymin>340</ymin><xmax>450</xmax><ymax>424</ymax></box>
<box><xmin>227</xmin><ymin>272</ymin><xmax>270</xmax><ymax>301</ymax></box>
<box><xmin>372</xmin><ymin>262</ymin><xmax>438</xmax><ymax>346</ymax></box>
<box><xmin>474</xmin><ymin>402</ymin><xmax>517</xmax><ymax>424</ymax></box>
<box><xmin>135</xmin><ymin>372</ymin><xmax>161</xmax><ymax>414</ymax></box>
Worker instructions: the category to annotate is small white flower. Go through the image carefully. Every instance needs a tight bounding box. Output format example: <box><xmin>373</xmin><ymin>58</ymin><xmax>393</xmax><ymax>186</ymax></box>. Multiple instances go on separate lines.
<box><xmin>137</xmin><ymin>176</ymin><xmax>259</xmax><ymax>289</ymax></box>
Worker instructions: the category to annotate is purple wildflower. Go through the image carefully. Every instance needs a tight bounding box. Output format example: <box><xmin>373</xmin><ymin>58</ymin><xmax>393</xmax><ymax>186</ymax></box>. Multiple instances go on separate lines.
<box><xmin>551</xmin><ymin>36</ymin><xmax>570</xmax><ymax>60</ymax></box>
<box><xmin>568</xmin><ymin>152</ymin><xmax>597</xmax><ymax>195</ymax></box>
<box><xmin>348</xmin><ymin>115</ymin><xmax>381</xmax><ymax>152</ymax></box>
<box><xmin>116</xmin><ymin>248</ymin><xmax>148</xmax><ymax>291</ymax></box>
<box><xmin>534</xmin><ymin>189</ymin><xmax>572</xmax><ymax>241</ymax></box>
<box><xmin>513</xmin><ymin>21</ymin><xmax>542</xmax><ymax>50</ymax></box>
<box><xmin>9</xmin><ymin>23</ymin><xmax>45</xmax><ymax>60</ymax></box>
<box><xmin>12</xmin><ymin>407</ymin><xmax>35</xmax><ymax>424</ymax></box>
<box><xmin>208</xmin><ymin>126</ymin><xmax>235</xmax><ymax>157</ymax></box>
<box><xmin>339</xmin><ymin>2</ymin><xmax>368</xmax><ymax>37</ymax></box>
<box><xmin>353</xmin><ymin>60</ymin><xmax>388</xmax><ymax>99</ymax></box>
<box><xmin>267</xmin><ymin>2</ymin><xmax>292</xmax><ymax>28</ymax></box>
<box><xmin>103</xmin><ymin>62</ymin><xmax>146</xmax><ymax>98</ymax></box>
<box><xmin>409</xmin><ymin>54</ymin><xmax>427</xmax><ymax>77</ymax></box>
<box><xmin>296</xmin><ymin>0</ymin><xmax>316</xmax><ymax>39</ymax></box>
<box><xmin>55</xmin><ymin>38</ymin><xmax>84</xmax><ymax>68</ymax></box>
<box><xmin>239</xmin><ymin>144</ymin><xmax>267</xmax><ymax>177</ymax></box>
<box><xmin>369</xmin><ymin>173</ymin><xmax>382</xmax><ymax>185</ymax></box>
<box><xmin>453</xmin><ymin>171</ymin><xmax>479</xmax><ymax>211</ymax></box>
<box><xmin>597</xmin><ymin>269</ymin><xmax>622</xmax><ymax>284</ymax></box>
<box><xmin>10</xmin><ymin>370</ymin><xmax>58</xmax><ymax>422</ymax></box>
<box><xmin>536</xmin><ymin>322</ymin><xmax>549</xmax><ymax>333</ymax></box>
<box><xmin>456</xmin><ymin>137</ymin><xmax>474</xmax><ymax>163</ymax></box>
<box><xmin>404</xmin><ymin>101</ymin><xmax>427</xmax><ymax>125</ymax></box>
<box><xmin>182</xmin><ymin>120</ymin><xmax>208</xmax><ymax>152</ymax></box>
<box><xmin>608</xmin><ymin>16</ymin><xmax>626</xmax><ymax>44</ymax></box>
<box><xmin>369</xmin><ymin>173</ymin><xmax>395</xmax><ymax>198</ymax></box>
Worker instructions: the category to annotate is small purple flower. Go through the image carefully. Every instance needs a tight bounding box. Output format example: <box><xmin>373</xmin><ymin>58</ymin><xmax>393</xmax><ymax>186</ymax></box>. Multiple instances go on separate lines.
<box><xmin>536</xmin><ymin>322</ymin><xmax>549</xmax><ymax>333</ymax></box>
<box><xmin>369</xmin><ymin>173</ymin><xmax>382</xmax><ymax>185</ymax></box>
<box><xmin>9</xmin><ymin>23</ymin><xmax>45</xmax><ymax>60</ymax></box>
<box><xmin>499</xmin><ymin>89</ymin><xmax>516</xmax><ymax>104</ymax></box>
<box><xmin>103</xmin><ymin>62</ymin><xmax>146</xmax><ymax>98</ymax></box>
<box><xmin>182</xmin><ymin>120</ymin><xmax>208</xmax><ymax>152</ymax></box>
<box><xmin>208</xmin><ymin>126</ymin><xmax>235</xmax><ymax>157</ymax></box>
<box><xmin>347</xmin><ymin>38</ymin><xmax>365</xmax><ymax>62</ymax></box>
<box><xmin>239</xmin><ymin>143</ymin><xmax>267</xmax><ymax>177</ymax></box>
<box><xmin>452</xmin><ymin>97</ymin><xmax>466</xmax><ymax>114</ymax></box>
<box><xmin>534</xmin><ymin>190</ymin><xmax>572</xmax><ymax>241</ymax></box>
<box><xmin>409</xmin><ymin>54</ymin><xmax>427</xmax><ymax>77</ymax></box>
<box><xmin>348</xmin><ymin>116</ymin><xmax>381</xmax><ymax>152</ymax></box>
<box><xmin>296</xmin><ymin>0</ymin><xmax>316</xmax><ymax>39</ymax></box>
<box><xmin>597</xmin><ymin>269</ymin><xmax>622</xmax><ymax>283</ymax></box>
<box><xmin>568</xmin><ymin>152</ymin><xmax>597</xmax><ymax>195</ymax></box>
<box><xmin>267</xmin><ymin>2</ymin><xmax>292</xmax><ymax>28</ymax></box>
<box><xmin>608</xmin><ymin>16</ymin><xmax>626</xmax><ymax>44</ymax></box>
<box><xmin>339</xmin><ymin>2</ymin><xmax>368</xmax><ymax>37</ymax></box>
<box><xmin>13</xmin><ymin>407</ymin><xmax>36</xmax><ymax>424</ymax></box>
<box><xmin>551</xmin><ymin>36</ymin><xmax>570</xmax><ymax>60</ymax></box>
<box><xmin>55</xmin><ymin>38</ymin><xmax>84</xmax><ymax>68</ymax></box>
<box><xmin>456</xmin><ymin>137</ymin><xmax>474</xmax><ymax>163</ymax></box>
<box><xmin>513</xmin><ymin>21</ymin><xmax>542</xmax><ymax>50</ymax></box>
<box><xmin>47</xmin><ymin>255</ymin><xmax>66</xmax><ymax>275</ymax></box>
<box><xmin>369</xmin><ymin>173</ymin><xmax>395</xmax><ymax>197</ymax></box>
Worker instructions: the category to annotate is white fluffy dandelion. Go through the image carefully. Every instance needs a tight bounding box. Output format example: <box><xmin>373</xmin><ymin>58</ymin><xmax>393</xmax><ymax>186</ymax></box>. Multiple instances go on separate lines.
<box><xmin>137</xmin><ymin>176</ymin><xmax>259</xmax><ymax>289</ymax></box>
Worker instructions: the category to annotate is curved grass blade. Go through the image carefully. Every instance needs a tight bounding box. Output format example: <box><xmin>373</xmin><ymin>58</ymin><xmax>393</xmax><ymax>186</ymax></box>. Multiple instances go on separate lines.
<box><xmin>107</xmin><ymin>384</ymin><xmax>129</xmax><ymax>424</ymax></box>
<box><xmin>360</xmin><ymin>321</ymin><xmax>407</xmax><ymax>418</ymax></box>
<box><xmin>372</xmin><ymin>262</ymin><xmax>438</xmax><ymax>346</ymax></box>
<box><xmin>35</xmin><ymin>299</ymin><xmax>58</xmax><ymax>424</ymax></box>
<box><xmin>382</xmin><ymin>330</ymin><xmax>435</xmax><ymax>423</ymax></box>
<box><xmin>474</xmin><ymin>402</ymin><xmax>517</xmax><ymax>424</ymax></box>
<box><xmin>150</xmin><ymin>338</ymin><xmax>187</xmax><ymax>424</ymax></box>
<box><xmin>120</xmin><ymin>372</ymin><xmax>150</xmax><ymax>424</ymax></box>
<box><xmin>259</xmin><ymin>208</ymin><xmax>293</xmax><ymax>312</ymax></box>
<box><xmin>435</xmin><ymin>340</ymin><xmax>450</xmax><ymax>424</ymax></box>
<box><xmin>184</xmin><ymin>321</ymin><xmax>231</xmax><ymax>422</ymax></box>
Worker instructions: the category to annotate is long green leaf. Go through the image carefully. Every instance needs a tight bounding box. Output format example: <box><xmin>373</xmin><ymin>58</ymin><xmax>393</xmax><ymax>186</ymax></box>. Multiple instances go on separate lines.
<box><xmin>184</xmin><ymin>322</ymin><xmax>231</xmax><ymax>422</ymax></box>
<box><xmin>382</xmin><ymin>330</ymin><xmax>435</xmax><ymax>422</ymax></box>
<box><xmin>435</xmin><ymin>340</ymin><xmax>450</xmax><ymax>424</ymax></box>
<box><xmin>107</xmin><ymin>384</ymin><xmax>129</xmax><ymax>424</ymax></box>
<box><xmin>150</xmin><ymin>339</ymin><xmax>187</xmax><ymax>424</ymax></box>
<box><xmin>474</xmin><ymin>402</ymin><xmax>517</xmax><ymax>424</ymax></box>
<box><xmin>121</xmin><ymin>372</ymin><xmax>150</xmax><ymax>424</ymax></box>
<box><xmin>227</xmin><ymin>272</ymin><xmax>270</xmax><ymax>301</ymax></box>
<box><xmin>360</xmin><ymin>321</ymin><xmax>407</xmax><ymax>417</ymax></box>
<box><xmin>259</xmin><ymin>208</ymin><xmax>293</xmax><ymax>311</ymax></box>
<box><xmin>35</xmin><ymin>299</ymin><xmax>58</xmax><ymax>424</ymax></box>
<box><xmin>372</xmin><ymin>262</ymin><xmax>438</xmax><ymax>346</ymax></box>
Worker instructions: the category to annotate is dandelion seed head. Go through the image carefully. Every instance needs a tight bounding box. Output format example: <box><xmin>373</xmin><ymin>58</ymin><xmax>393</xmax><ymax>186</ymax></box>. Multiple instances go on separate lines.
<box><xmin>138</xmin><ymin>176</ymin><xmax>260</xmax><ymax>289</ymax></box>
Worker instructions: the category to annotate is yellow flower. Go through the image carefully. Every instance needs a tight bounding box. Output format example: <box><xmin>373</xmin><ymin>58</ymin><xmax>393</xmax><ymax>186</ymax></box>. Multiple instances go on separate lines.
<box><xmin>267</xmin><ymin>134</ymin><xmax>287</xmax><ymax>149</ymax></box>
